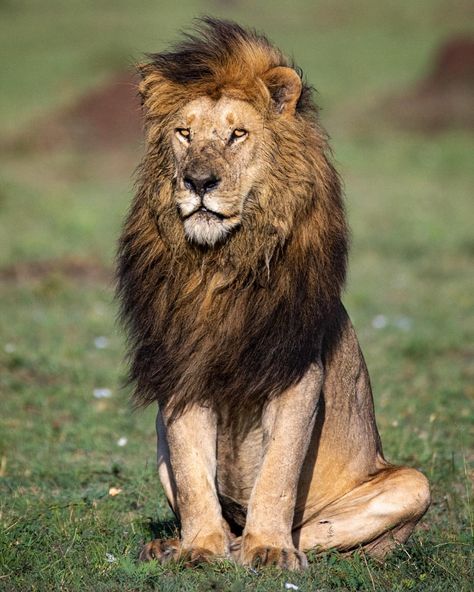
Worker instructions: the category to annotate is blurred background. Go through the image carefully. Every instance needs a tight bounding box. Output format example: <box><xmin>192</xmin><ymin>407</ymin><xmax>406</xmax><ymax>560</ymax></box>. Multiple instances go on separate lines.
<box><xmin>0</xmin><ymin>1</ymin><xmax>472</xmax><ymax>590</ymax></box>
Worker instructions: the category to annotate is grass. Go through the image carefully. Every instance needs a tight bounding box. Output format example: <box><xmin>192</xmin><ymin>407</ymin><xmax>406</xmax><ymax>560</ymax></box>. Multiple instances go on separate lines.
<box><xmin>0</xmin><ymin>1</ymin><xmax>473</xmax><ymax>590</ymax></box>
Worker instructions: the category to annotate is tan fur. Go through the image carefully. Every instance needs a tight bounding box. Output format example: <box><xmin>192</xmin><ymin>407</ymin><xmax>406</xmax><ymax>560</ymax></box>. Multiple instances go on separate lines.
<box><xmin>117</xmin><ymin>20</ymin><xmax>430</xmax><ymax>570</ymax></box>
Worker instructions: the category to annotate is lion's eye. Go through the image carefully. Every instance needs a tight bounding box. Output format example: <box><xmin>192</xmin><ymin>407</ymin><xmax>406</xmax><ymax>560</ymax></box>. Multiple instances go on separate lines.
<box><xmin>229</xmin><ymin>129</ymin><xmax>248</xmax><ymax>143</ymax></box>
<box><xmin>176</xmin><ymin>128</ymin><xmax>191</xmax><ymax>142</ymax></box>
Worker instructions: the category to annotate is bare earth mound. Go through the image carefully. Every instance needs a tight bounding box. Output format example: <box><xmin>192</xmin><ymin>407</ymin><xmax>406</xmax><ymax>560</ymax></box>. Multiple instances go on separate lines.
<box><xmin>6</xmin><ymin>70</ymin><xmax>144</xmax><ymax>152</ymax></box>
<box><xmin>0</xmin><ymin>257</ymin><xmax>112</xmax><ymax>284</ymax></box>
<box><xmin>383</xmin><ymin>36</ymin><xmax>474</xmax><ymax>132</ymax></box>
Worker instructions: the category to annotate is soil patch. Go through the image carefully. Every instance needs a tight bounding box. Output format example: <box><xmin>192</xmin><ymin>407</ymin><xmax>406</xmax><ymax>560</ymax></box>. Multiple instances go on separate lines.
<box><xmin>6</xmin><ymin>70</ymin><xmax>144</xmax><ymax>152</ymax></box>
<box><xmin>0</xmin><ymin>257</ymin><xmax>112</xmax><ymax>283</ymax></box>
<box><xmin>383</xmin><ymin>35</ymin><xmax>474</xmax><ymax>132</ymax></box>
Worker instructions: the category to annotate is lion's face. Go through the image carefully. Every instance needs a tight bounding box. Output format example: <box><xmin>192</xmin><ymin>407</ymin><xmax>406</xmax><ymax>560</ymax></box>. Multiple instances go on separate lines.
<box><xmin>170</xmin><ymin>96</ymin><xmax>265</xmax><ymax>247</ymax></box>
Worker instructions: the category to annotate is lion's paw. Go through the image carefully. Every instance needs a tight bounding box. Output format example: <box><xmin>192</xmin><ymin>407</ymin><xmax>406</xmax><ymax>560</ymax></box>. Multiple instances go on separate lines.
<box><xmin>242</xmin><ymin>545</ymin><xmax>308</xmax><ymax>571</ymax></box>
<box><xmin>139</xmin><ymin>538</ymin><xmax>226</xmax><ymax>566</ymax></box>
<box><xmin>182</xmin><ymin>546</ymin><xmax>222</xmax><ymax>567</ymax></box>
<box><xmin>139</xmin><ymin>538</ymin><xmax>180</xmax><ymax>563</ymax></box>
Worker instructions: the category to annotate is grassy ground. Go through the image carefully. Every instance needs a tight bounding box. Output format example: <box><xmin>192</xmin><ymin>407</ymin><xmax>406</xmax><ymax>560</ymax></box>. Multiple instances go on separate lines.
<box><xmin>0</xmin><ymin>1</ymin><xmax>472</xmax><ymax>590</ymax></box>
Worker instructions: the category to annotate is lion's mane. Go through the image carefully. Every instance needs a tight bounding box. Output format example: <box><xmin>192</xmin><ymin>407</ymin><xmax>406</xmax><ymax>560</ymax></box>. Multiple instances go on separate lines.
<box><xmin>117</xmin><ymin>18</ymin><xmax>348</xmax><ymax>417</ymax></box>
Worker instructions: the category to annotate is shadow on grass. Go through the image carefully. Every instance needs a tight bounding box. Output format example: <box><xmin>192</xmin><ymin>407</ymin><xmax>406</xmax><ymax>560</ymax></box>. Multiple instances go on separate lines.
<box><xmin>144</xmin><ymin>517</ymin><xmax>179</xmax><ymax>541</ymax></box>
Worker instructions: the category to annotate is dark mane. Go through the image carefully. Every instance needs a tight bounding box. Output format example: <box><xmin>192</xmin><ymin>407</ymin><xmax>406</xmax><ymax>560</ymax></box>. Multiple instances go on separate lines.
<box><xmin>147</xmin><ymin>19</ymin><xmax>269</xmax><ymax>84</ymax></box>
<box><xmin>117</xmin><ymin>19</ymin><xmax>348</xmax><ymax>419</ymax></box>
<box><xmin>141</xmin><ymin>17</ymin><xmax>316</xmax><ymax>117</ymax></box>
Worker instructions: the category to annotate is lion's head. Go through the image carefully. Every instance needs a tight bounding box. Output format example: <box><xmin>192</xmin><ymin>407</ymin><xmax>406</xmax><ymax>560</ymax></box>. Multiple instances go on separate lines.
<box><xmin>137</xmin><ymin>18</ymin><xmax>312</xmax><ymax>249</ymax></box>
<box><xmin>118</xmin><ymin>19</ymin><xmax>348</xmax><ymax>414</ymax></box>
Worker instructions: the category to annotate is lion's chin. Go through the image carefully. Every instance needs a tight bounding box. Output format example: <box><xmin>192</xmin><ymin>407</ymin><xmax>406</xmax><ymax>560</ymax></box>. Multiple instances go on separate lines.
<box><xmin>183</xmin><ymin>211</ymin><xmax>239</xmax><ymax>247</ymax></box>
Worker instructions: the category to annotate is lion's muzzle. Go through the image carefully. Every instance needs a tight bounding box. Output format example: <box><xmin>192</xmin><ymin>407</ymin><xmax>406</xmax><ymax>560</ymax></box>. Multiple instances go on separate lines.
<box><xmin>176</xmin><ymin>169</ymin><xmax>242</xmax><ymax>246</ymax></box>
<box><xmin>183</xmin><ymin>171</ymin><xmax>221</xmax><ymax>198</ymax></box>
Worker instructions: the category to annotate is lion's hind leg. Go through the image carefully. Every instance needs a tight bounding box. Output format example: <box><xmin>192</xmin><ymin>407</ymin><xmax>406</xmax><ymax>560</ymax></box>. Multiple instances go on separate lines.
<box><xmin>295</xmin><ymin>466</ymin><xmax>430</xmax><ymax>560</ymax></box>
<box><xmin>139</xmin><ymin>538</ymin><xmax>180</xmax><ymax>563</ymax></box>
<box><xmin>139</xmin><ymin>537</ymin><xmax>230</xmax><ymax>566</ymax></box>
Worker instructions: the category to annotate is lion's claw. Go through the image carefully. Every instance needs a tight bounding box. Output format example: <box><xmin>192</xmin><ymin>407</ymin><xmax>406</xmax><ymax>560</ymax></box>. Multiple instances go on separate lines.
<box><xmin>139</xmin><ymin>538</ymin><xmax>180</xmax><ymax>563</ymax></box>
<box><xmin>183</xmin><ymin>547</ymin><xmax>218</xmax><ymax>567</ymax></box>
<box><xmin>244</xmin><ymin>545</ymin><xmax>308</xmax><ymax>570</ymax></box>
<box><xmin>139</xmin><ymin>538</ymin><xmax>224</xmax><ymax>566</ymax></box>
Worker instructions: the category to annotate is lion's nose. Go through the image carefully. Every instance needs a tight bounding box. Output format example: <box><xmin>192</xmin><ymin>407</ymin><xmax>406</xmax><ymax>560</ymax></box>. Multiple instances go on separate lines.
<box><xmin>183</xmin><ymin>173</ymin><xmax>220</xmax><ymax>197</ymax></box>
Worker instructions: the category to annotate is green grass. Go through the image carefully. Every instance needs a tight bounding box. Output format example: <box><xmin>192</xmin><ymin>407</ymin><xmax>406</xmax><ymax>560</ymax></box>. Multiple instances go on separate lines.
<box><xmin>0</xmin><ymin>1</ymin><xmax>473</xmax><ymax>590</ymax></box>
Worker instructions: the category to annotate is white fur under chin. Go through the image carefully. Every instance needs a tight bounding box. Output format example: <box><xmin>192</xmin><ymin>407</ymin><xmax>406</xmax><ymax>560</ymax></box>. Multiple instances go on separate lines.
<box><xmin>184</xmin><ymin>216</ymin><xmax>231</xmax><ymax>246</ymax></box>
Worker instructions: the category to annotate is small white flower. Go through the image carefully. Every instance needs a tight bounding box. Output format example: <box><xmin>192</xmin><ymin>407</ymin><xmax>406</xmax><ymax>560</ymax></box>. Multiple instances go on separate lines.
<box><xmin>372</xmin><ymin>315</ymin><xmax>388</xmax><ymax>329</ymax></box>
<box><xmin>105</xmin><ymin>552</ymin><xmax>117</xmax><ymax>563</ymax></box>
<box><xmin>4</xmin><ymin>343</ymin><xmax>15</xmax><ymax>353</ymax></box>
<box><xmin>285</xmin><ymin>584</ymin><xmax>299</xmax><ymax>591</ymax></box>
<box><xmin>117</xmin><ymin>437</ymin><xmax>128</xmax><ymax>447</ymax></box>
<box><xmin>93</xmin><ymin>388</ymin><xmax>112</xmax><ymax>399</ymax></box>
<box><xmin>94</xmin><ymin>336</ymin><xmax>109</xmax><ymax>349</ymax></box>
<box><xmin>391</xmin><ymin>420</ymin><xmax>399</xmax><ymax>427</ymax></box>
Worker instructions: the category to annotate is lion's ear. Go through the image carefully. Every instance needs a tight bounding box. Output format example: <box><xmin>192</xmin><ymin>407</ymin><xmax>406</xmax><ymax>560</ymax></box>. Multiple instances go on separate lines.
<box><xmin>262</xmin><ymin>66</ymin><xmax>302</xmax><ymax>116</ymax></box>
<box><xmin>136</xmin><ymin>63</ymin><xmax>159</xmax><ymax>105</ymax></box>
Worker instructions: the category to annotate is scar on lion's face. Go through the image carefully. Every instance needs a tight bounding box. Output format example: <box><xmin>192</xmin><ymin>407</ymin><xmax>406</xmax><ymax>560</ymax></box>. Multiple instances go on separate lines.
<box><xmin>170</xmin><ymin>96</ymin><xmax>265</xmax><ymax>247</ymax></box>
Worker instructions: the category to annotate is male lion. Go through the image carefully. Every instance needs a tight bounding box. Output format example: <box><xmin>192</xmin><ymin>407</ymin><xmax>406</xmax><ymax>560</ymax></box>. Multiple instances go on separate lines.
<box><xmin>117</xmin><ymin>18</ymin><xmax>430</xmax><ymax>570</ymax></box>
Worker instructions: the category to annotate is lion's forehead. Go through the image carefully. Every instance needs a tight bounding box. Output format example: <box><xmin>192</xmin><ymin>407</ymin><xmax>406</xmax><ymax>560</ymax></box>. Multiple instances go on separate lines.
<box><xmin>179</xmin><ymin>96</ymin><xmax>261</xmax><ymax>137</ymax></box>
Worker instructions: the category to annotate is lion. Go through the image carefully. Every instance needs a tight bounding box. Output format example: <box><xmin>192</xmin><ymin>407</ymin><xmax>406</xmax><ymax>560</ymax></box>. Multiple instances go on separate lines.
<box><xmin>116</xmin><ymin>18</ymin><xmax>430</xmax><ymax>570</ymax></box>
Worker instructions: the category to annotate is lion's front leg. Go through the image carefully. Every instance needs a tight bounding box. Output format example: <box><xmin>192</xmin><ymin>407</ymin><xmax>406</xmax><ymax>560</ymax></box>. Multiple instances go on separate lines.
<box><xmin>240</xmin><ymin>363</ymin><xmax>323</xmax><ymax>570</ymax></box>
<box><xmin>141</xmin><ymin>404</ymin><xmax>231</xmax><ymax>564</ymax></box>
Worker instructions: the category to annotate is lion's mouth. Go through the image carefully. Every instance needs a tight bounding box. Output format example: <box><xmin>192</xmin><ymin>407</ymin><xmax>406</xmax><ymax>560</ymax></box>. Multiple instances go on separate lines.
<box><xmin>182</xmin><ymin>206</ymin><xmax>241</xmax><ymax>246</ymax></box>
<box><xmin>183</xmin><ymin>206</ymin><xmax>232</xmax><ymax>223</ymax></box>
